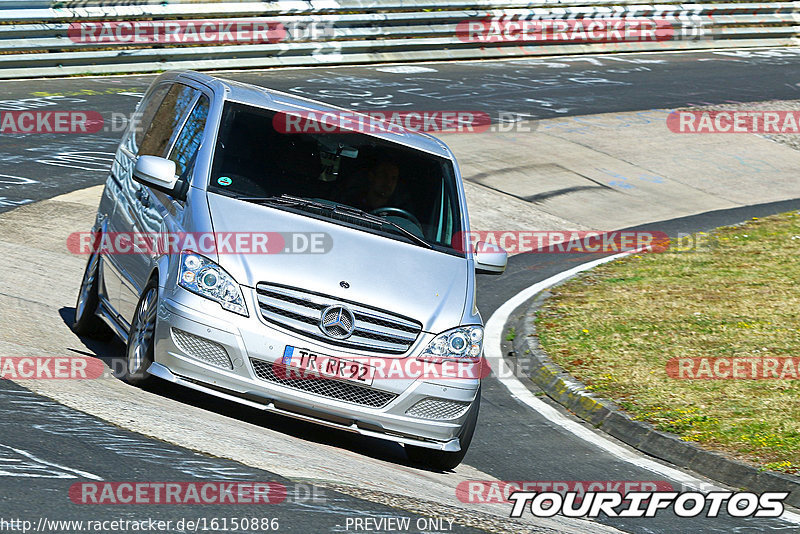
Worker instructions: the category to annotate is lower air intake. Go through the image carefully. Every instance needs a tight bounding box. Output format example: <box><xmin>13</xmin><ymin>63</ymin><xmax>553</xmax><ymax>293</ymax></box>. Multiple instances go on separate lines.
<box><xmin>249</xmin><ymin>358</ymin><xmax>396</xmax><ymax>409</ymax></box>
<box><xmin>405</xmin><ymin>398</ymin><xmax>470</xmax><ymax>420</ymax></box>
<box><xmin>171</xmin><ymin>328</ymin><xmax>233</xmax><ymax>370</ymax></box>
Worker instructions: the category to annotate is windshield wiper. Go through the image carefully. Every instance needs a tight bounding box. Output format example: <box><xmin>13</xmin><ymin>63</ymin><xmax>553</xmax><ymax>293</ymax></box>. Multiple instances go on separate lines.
<box><xmin>238</xmin><ymin>194</ymin><xmax>433</xmax><ymax>249</ymax></box>
<box><xmin>235</xmin><ymin>194</ymin><xmax>327</xmax><ymax>209</ymax></box>
<box><xmin>330</xmin><ymin>203</ymin><xmax>433</xmax><ymax>249</ymax></box>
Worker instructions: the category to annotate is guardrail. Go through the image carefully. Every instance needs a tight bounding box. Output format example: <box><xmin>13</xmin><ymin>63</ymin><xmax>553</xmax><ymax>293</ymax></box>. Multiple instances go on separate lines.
<box><xmin>0</xmin><ymin>1</ymin><xmax>797</xmax><ymax>78</ymax></box>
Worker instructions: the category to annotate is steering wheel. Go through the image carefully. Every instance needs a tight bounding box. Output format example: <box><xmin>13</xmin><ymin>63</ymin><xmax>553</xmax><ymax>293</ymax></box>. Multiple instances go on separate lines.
<box><xmin>371</xmin><ymin>207</ymin><xmax>423</xmax><ymax>229</ymax></box>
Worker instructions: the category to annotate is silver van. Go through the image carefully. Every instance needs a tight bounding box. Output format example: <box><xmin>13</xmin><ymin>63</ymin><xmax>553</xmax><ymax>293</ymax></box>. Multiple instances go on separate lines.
<box><xmin>73</xmin><ymin>71</ymin><xmax>506</xmax><ymax>469</ymax></box>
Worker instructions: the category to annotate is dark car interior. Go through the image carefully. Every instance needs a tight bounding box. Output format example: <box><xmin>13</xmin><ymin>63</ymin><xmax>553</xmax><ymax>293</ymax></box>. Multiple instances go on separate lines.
<box><xmin>208</xmin><ymin>102</ymin><xmax>462</xmax><ymax>249</ymax></box>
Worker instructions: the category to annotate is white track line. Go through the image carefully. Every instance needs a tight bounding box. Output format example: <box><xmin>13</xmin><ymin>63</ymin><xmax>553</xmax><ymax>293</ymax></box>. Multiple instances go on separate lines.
<box><xmin>484</xmin><ymin>252</ymin><xmax>800</xmax><ymax>524</ymax></box>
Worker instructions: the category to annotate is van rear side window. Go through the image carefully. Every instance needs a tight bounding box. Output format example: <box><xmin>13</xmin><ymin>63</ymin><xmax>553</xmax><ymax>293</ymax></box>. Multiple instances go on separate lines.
<box><xmin>138</xmin><ymin>84</ymin><xmax>200</xmax><ymax>158</ymax></box>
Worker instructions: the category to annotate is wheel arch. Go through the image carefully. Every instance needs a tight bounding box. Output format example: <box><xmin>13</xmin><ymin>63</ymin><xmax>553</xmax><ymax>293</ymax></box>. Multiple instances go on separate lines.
<box><xmin>150</xmin><ymin>254</ymin><xmax>171</xmax><ymax>291</ymax></box>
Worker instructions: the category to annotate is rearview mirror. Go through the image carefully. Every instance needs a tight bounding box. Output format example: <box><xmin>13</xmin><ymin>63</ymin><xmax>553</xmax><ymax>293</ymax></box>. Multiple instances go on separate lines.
<box><xmin>133</xmin><ymin>155</ymin><xmax>182</xmax><ymax>198</ymax></box>
<box><xmin>474</xmin><ymin>241</ymin><xmax>507</xmax><ymax>275</ymax></box>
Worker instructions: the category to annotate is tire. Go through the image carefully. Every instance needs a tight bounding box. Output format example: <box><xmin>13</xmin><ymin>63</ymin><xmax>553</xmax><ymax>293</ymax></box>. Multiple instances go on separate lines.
<box><xmin>72</xmin><ymin>252</ymin><xmax>113</xmax><ymax>340</ymax></box>
<box><xmin>124</xmin><ymin>280</ymin><xmax>159</xmax><ymax>387</ymax></box>
<box><xmin>405</xmin><ymin>385</ymin><xmax>481</xmax><ymax>471</ymax></box>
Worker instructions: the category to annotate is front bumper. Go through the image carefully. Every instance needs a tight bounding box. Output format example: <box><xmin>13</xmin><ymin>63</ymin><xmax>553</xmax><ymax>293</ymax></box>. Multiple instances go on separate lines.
<box><xmin>152</xmin><ymin>286</ymin><xmax>480</xmax><ymax>450</ymax></box>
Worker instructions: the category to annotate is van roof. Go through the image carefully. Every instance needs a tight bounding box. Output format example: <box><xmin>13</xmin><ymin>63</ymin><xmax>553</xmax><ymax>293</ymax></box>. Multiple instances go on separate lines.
<box><xmin>168</xmin><ymin>70</ymin><xmax>455</xmax><ymax>160</ymax></box>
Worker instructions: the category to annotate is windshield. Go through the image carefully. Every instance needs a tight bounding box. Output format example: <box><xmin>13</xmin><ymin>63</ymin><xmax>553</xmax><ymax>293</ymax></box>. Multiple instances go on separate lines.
<box><xmin>209</xmin><ymin>101</ymin><xmax>464</xmax><ymax>254</ymax></box>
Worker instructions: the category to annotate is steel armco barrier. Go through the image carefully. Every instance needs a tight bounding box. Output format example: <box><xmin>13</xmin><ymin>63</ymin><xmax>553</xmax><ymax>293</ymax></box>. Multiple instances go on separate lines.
<box><xmin>0</xmin><ymin>0</ymin><xmax>797</xmax><ymax>78</ymax></box>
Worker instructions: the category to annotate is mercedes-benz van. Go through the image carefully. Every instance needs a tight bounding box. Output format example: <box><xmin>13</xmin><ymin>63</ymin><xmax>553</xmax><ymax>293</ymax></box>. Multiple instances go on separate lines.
<box><xmin>73</xmin><ymin>71</ymin><xmax>506</xmax><ymax>469</ymax></box>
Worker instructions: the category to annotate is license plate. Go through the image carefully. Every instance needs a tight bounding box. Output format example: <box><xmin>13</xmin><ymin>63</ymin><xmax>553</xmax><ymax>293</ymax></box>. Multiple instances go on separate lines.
<box><xmin>282</xmin><ymin>346</ymin><xmax>374</xmax><ymax>386</ymax></box>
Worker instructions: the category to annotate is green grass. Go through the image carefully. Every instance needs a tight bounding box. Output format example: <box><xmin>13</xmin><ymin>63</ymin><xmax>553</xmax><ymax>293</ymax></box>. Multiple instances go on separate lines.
<box><xmin>505</xmin><ymin>327</ymin><xmax>516</xmax><ymax>342</ymax></box>
<box><xmin>536</xmin><ymin>212</ymin><xmax>800</xmax><ymax>474</ymax></box>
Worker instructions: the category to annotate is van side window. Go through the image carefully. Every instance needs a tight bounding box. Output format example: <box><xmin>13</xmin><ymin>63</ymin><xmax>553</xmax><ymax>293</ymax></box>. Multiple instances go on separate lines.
<box><xmin>126</xmin><ymin>84</ymin><xmax>169</xmax><ymax>154</ymax></box>
<box><xmin>168</xmin><ymin>95</ymin><xmax>209</xmax><ymax>179</ymax></box>
<box><xmin>138</xmin><ymin>84</ymin><xmax>198</xmax><ymax>157</ymax></box>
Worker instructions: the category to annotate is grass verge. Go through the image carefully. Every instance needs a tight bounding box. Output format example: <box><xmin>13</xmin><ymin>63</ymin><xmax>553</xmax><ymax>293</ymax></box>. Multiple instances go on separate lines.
<box><xmin>536</xmin><ymin>211</ymin><xmax>800</xmax><ymax>474</ymax></box>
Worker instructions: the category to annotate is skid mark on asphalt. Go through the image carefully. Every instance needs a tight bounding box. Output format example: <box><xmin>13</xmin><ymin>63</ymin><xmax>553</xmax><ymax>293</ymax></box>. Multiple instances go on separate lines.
<box><xmin>0</xmin><ymin>96</ymin><xmax>91</xmax><ymax>111</ymax></box>
<box><xmin>0</xmin><ymin>173</ymin><xmax>38</xmax><ymax>185</ymax></box>
<box><xmin>0</xmin><ymin>197</ymin><xmax>32</xmax><ymax>208</ymax></box>
<box><xmin>0</xmin><ymin>444</ymin><xmax>102</xmax><ymax>480</ymax></box>
<box><xmin>35</xmin><ymin>151</ymin><xmax>115</xmax><ymax>172</ymax></box>
<box><xmin>0</xmin><ymin>386</ymin><xmax>263</xmax><ymax>480</ymax></box>
<box><xmin>0</xmin><ymin>173</ymin><xmax>37</xmax><ymax>208</ymax></box>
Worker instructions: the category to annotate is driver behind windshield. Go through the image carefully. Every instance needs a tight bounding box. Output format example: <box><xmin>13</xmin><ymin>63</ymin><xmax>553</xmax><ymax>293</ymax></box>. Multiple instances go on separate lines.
<box><xmin>343</xmin><ymin>159</ymin><xmax>401</xmax><ymax>212</ymax></box>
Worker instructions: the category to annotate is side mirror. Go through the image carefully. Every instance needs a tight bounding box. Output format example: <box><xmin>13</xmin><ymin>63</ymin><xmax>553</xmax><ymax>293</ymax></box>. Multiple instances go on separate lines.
<box><xmin>474</xmin><ymin>241</ymin><xmax>507</xmax><ymax>275</ymax></box>
<box><xmin>133</xmin><ymin>156</ymin><xmax>184</xmax><ymax>199</ymax></box>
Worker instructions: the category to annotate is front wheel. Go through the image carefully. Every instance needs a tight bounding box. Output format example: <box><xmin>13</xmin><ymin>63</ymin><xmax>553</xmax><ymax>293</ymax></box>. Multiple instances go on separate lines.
<box><xmin>124</xmin><ymin>280</ymin><xmax>159</xmax><ymax>387</ymax></box>
<box><xmin>405</xmin><ymin>385</ymin><xmax>481</xmax><ymax>470</ymax></box>
<box><xmin>72</xmin><ymin>252</ymin><xmax>112</xmax><ymax>340</ymax></box>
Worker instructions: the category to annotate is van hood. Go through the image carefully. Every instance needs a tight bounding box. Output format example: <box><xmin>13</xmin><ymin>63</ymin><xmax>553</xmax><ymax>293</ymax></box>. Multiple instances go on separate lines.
<box><xmin>206</xmin><ymin>194</ymin><xmax>469</xmax><ymax>333</ymax></box>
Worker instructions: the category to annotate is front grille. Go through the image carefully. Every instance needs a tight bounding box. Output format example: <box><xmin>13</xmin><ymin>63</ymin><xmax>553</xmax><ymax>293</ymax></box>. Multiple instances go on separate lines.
<box><xmin>255</xmin><ymin>283</ymin><xmax>422</xmax><ymax>354</ymax></box>
<box><xmin>249</xmin><ymin>358</ymin><xmax>396</xmax><ymax>408</ymax></box>
<box><xmin>405</xmin><ymin>398</ymin><xmax>470</xmax><ymax>420</ymax></box>
<box><xmin>171</xmin><ymin>328</ymin><xmax>233</xmax><ymax>370</ymax></box>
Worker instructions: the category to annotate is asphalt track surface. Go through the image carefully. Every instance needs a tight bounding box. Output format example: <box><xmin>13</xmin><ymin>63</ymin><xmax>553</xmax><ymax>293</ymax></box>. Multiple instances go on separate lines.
<box><xmin>1</xmin><ymin>48</ymin><xmax>800</xmax><ymax>533</ymax></box>
<box><xmin>2</xmin><ymin>46</ymin><xmax>800</xmax><ymax>213</ymax></box>
<box><xmin>0</xmin><ymin>380</ymin><xmax>485</xmax><ymax>533</ymax></box>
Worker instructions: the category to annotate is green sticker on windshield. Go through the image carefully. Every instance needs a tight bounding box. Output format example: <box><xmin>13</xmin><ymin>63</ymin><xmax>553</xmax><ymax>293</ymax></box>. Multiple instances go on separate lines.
<box><xmin>217</xmin><ymin>176</ymin><xmax>232</xmax><ymax>186</ymax></box>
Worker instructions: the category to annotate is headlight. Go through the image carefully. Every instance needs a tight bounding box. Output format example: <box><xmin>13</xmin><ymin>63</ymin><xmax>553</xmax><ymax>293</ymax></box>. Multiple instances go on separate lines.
<box><xmin>178</xmin><ymin>251</ymin><xmax>248</xmax><ymax>316</ymax></box>
<box><xmin>418</xmin><ymin>325</ymin><xmax>483</xmax><ymax>362</ymax></box>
